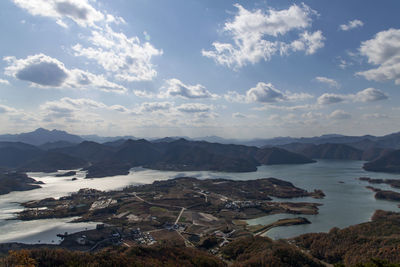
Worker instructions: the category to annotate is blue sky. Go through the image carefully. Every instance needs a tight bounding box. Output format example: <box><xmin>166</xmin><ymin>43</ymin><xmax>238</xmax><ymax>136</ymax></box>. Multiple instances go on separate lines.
<box><xmin>0</xmin><ymin>0</ymin><xmax>400</xmax><ymax>138</ymax></box>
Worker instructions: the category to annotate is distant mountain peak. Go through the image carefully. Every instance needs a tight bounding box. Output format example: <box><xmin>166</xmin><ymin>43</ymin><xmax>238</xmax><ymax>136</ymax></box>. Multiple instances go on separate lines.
<box><xmin>0</xmin><ymin>128</ymin><xmax>83</xmax><ymax>146</ymax></box>
<box><xmin>33</xmin><ymin>127</ymin><xmax>50</xmax><ymax>133</ymax></box>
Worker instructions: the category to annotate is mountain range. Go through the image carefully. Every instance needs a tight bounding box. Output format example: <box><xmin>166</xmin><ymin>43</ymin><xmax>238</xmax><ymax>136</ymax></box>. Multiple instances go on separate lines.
<box><xmin>0</xmin><ymin>138</ymin><xmax>315</xmax><ymax>176</ymax></box>
<box><xmin>0</xmin><ymin>128</ymin><xmax>399</xmax><ymax>174</ymax></box>
<box><xmin>2</xmin><ymin>128</ymin><xmax>400</xmax><ymax>149</ymax></box>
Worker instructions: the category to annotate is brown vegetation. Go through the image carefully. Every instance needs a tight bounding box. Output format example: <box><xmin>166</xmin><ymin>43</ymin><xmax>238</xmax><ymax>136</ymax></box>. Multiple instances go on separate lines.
<box><xmin>221</xmin><ymin>236</ymin><xmax>324</xmax><ymax>267</ymax></box>
<box><xmin>293</xmin><ymin>210</ymin><xmax>400</xmax><ymax>266</ymax></box>
<box><xmin>1</xmin><ymin>246</ymin><xmax>225</xmax><ymax>267</ymax></box>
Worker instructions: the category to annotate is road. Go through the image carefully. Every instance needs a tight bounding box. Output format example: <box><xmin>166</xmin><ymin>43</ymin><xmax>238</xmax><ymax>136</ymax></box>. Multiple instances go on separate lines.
<box><xmin>175</xmin><ymin>207</ymin><xmax>186</xmax><ymax>224</ymax></box>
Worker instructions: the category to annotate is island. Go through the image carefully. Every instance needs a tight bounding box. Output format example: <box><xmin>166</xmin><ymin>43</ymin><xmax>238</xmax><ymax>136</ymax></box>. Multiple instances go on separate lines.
<box><xmin>16</xmin><ymin>177</ymin><xmax>323</xmax><ymax>252</ymax></box>
<box><xmin>0</xmin><ymin>172</ymin><xmax>43</xmax><ymax>195</ymax></box>
<box><xmin>55</xmin><ymin>171</ymin><xmax>77</xmax><ymax>177</ymax></box>
<box><xmin>359</xmin><ymin>177</ymin><xmax>400</xmax><ymax>189</ymax></box>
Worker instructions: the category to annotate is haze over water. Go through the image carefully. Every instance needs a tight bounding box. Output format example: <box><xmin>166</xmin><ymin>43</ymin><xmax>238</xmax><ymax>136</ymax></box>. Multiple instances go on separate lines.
<box><xmin>0</xmin><ymin>160</ymin><xmax>399</xmax><ymax>243</ymax></box>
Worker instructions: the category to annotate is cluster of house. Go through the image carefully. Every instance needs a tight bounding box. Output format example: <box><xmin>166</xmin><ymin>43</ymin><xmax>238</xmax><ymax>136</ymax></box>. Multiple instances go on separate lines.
<box><xmin>163</xmin><ymin>223</ymin><xmax>186</xmax><ymax>231</ymax></box>
<box><xmin>224</xmin><ymin>200</ymin><xmax>261</xmax><ymax>210</ymax></box>
<box><xmin>130</xmin><ymin>228</ymin><xmax>156</xmax><ymax>245</ymax></box>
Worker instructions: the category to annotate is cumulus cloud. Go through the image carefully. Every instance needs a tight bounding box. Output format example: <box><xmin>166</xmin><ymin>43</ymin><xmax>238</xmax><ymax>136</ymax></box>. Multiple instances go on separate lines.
<box><xmin>314</xmin><ymin>76</ymin><xmax>340</xmax><ymax>88</ymax></box>
<box><xmin>202</xmin><ymin>3</ymin><xmax>324</xmax><ymax>69</ymax></box>
<box><xmin>284</xmin><ymin>31</ymin><xmax>325</xmax><ymax>55</ymax></box>
<box><xmin>340</xmin><ymin>19</ymin><xmax>364</xmax><ymax>31</ymax></box>
<box><xmin>109</xmin><ymin>105</ymin><xmax>130</xmax><ymax>113</ymax></box>
<box><xmin>224</xmin><ymin>91</ymin><xmax>247</xmax><ymax>103</ymax></box>
<box><xmin>4</xmin><ymin>54</ymin><xmax>126</xmax><ymax>93</ymax></box>
<box><xmin>140</xmin><ymin>102</ymin><xmax>172</xmax><ymax>113</ymax></box>
<box><xmin>328</xmin><ymin>110</ymin><xmax>351</xmax><ymax>120</ymax></box>
<box><xmin>0</xmin><ymin>79</ymin><xmax>10</xmax><ymax>85</ymax></box>
<box><xmin>12</xmin><ymin>0</ymin><xmax>104</xmax><ymax>28</ymax></box>
<box><xmin>176</xmin><ymin>103</ymin><xmax>213</xmax><ymax>113</ymax></box>
<box><xmin>160</xmin><ymin>78</ymin><xmax>218</xmax><ymax>99</ymax></box>
<box><xmin>317</xmin><ymin>93</ymin><xmax>347</xmax><ymax>105</ymax></box>
<box><xmin>226</xmin><ymin>82</ymin><xmax>312</xmax><ymax>105</ymax></box>
<box><xmin>73</xmin><ymin>25</ymin><xmax>162</xmax><ymax>82</ymax></box>
<box><xmin>317</xmin><ymin>88</ymin><xmax>388</xmax><ymax>105</ymax></box>
<box><xmin>353</xmin><ymin>88</ymin><xmax>388</xmax><ymax>102</ymax></box>
<box><xmin>356</xmin><ymin>28</ymin><xmax>400</xmax><ymax>84</ymax></box>
<box><xmin>12</xmin><ymin>0</ymin><xmax>162</xmax><ymax>83</ymax></box>
<box><xmin>40</xmin><ymin>97</ymin><xmax>131</xmax><ymax>122</ymax></box>
<box><xmin>246</xmin><ymin>82</ymin><xmax>287</xmax><ymax>103</ymax></box>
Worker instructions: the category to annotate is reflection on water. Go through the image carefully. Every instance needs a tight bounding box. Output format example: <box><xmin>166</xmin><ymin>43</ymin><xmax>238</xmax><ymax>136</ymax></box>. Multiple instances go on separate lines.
<box><xmin>0</xmin><ymin>160</ymin><xmax>399</xmax><ymax>243</ymax></box>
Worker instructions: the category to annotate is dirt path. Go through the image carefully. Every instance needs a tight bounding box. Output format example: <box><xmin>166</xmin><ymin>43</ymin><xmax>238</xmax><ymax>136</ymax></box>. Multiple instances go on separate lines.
<box><xmin>175</xmin><ymin>207</ymin><xmax>186</xmax><ymax>224</ymax></box>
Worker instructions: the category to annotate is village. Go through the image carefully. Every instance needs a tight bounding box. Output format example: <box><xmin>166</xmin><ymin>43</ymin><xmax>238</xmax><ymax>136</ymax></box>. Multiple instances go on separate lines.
<box><xmin>17</xmin><ymin>177</ymin><xmax>323</xmax><ymax>253</ymax></box>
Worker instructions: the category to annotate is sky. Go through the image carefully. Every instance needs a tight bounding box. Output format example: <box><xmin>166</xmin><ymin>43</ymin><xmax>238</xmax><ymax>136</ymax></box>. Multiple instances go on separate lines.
<box><xmin>0</xmin><ymin>0</ymin><xmax>400</xmax><ymax>139</ymax></box>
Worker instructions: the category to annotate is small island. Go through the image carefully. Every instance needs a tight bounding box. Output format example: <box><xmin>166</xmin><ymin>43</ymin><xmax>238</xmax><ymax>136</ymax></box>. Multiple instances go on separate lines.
<box><xmin>55</xmin><ymin>171</ymin><xmax>77</xmax><ymax>177</ymax></box>
<box><xmin>0</xmin><ymin>172</ymin><xmax>43</xmax><ymax>195</ymax></box>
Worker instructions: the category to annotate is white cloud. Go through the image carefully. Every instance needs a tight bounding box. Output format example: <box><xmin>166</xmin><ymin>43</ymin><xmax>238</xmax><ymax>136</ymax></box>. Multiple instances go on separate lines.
<box><xmin>247</xmin><ymin>82</ymin><xmax>313</xmax><ymax>104</ymax></box>
<box><xmin>140</xmin><ymin>102</ymin><xmax>172</xmax><ymax>113</ymax></box>
<box><xmin>340</xmin><ymin>19</ymin><xmax>364</xmax><ymax>31</ymax></box>
<box><xmin>328</xmin><ymin>110</ymin><xmax>351</xmax><ymax>120</ymax></box>
<box><xmin>363</xmin><ymin>113</ymin><xmax>389</xmax><ymax>120</ymax></box>
<box><xmin>0</xmin><ymin>79</ymin><xmax>10</xmax><ymax>85</ymax></box>
<box><xmin>176</xmin><ymin>103</ymin><xmax>213</xmax><ymax>113</ymax></box>
<box><xmin>285</xmin><ymin>31</ymin><xmax>325</xmax><ymax>55</ymax></box>
<box><xmin>4</xmin><ymin>54</ymin><xmax>126</xmax><ymax>93</ymax></box>
<box><xmin>246</xmin><ymin>82</ymin><xmax>287</xmax><ymax>103</ymax></box>
<box><xmin>160</xmin><ymin>78</ymin><xmax>218</xmax><ymax>99</ymax></box>
<box><xmin>133</xmin><ymin>90</ymin><xmax>157</xmax><ymax>98</ymax></box>
<box><xmin>232</xmin><ymin>112</ymin><xmax>246</xmax><ymax>119</ymax></box>
<box><xmin>258</xmin><ymin>104</ymin><xmax>316</xmax><ymax>111</ymax></box>
<box><xmin>0</xmin><ymin>104</ymin><xmax>18</xmax><ymax>114</ymax></box>
<box><xmin>40</xmin><ymin>97</ymin><xmax>131</xmax><ymax>122</ymax></box>
<box><xmin>314</xmin><ymin>76</ymin><xmax>340</xmax><ymax>88</ymax></box>
<box><xmin>225</xmin><ymin>82</ymin><xmax>312</xmax><ymax>106</ymax></box>
<box><xmin>105</xmin><ymin>14</ymin><xmax>126</xmax><ymax>25</ymax></box>
<box><xmin>317</xmin><ymin>93</ymin><xmax>347</xmax><ymax>105</ymax></box>
<box><xmin>317</xmin><ymin>88</ymin><xmax>388</xmax><ymax>105</ymax></box>
<box><xmin>224</xmin><ymin>91</ymin><xmax>247</xmax><ymax>103</ymax></box>
<box><xmin>356</xmin><ymin>28</ymin><xmax>400</xmax><ymax>84</ymax></box>
<box><xmin>337</xmin><ymin>57</ymin><xmax>351</xmax><ymax>69</ymax></box>
<box><xmin>73</xmin><ymin>25</ymin><xmax>162</xmax><ymax>82</ymax></box>
<box><xmin>12</xmin><ymin>0</ymin><xmax>104</xmax><ymax>28</ymax></box>
<box><xmin>202</xmin><ymin>3</ymin><xmax>323</xmax><ymax>69</ymax></box>
<box><xmin>109</xmin><ymin>105</ymin><xmax>130</xmax><ymax>113</ymax></box>
<box><xmin>12</xmin><ymin>0</ymin><xmax>162</xmax><ymax>83</ymax></box>
<box><xmin>353</xmin><ymin>88</ymin><xmax>388</xmax><ymax>102</ymax></box>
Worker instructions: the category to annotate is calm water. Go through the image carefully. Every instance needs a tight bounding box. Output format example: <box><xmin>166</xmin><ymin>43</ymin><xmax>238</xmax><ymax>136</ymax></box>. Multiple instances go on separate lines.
<box><xmin>0</xmin><ymin>160</ymin><xmax>399</xmax><ymax>243</ymax></box>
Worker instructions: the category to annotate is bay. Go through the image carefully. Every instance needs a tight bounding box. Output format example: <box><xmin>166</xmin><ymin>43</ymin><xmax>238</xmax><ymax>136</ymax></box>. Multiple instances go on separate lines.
<box><xmin>0</xmin><ymin>160</ymin><xmax>399</xmax><ymax>243</ymax></box>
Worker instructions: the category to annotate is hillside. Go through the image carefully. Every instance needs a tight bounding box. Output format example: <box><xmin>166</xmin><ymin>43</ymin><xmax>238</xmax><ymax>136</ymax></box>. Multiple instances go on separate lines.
<box><xmin>255</xmin><ymin>147</ymin><xmax>316</xmax><ymax>164</ymax></box>
<box><xmin>86</xmin><ymin>139</ymin><xmax>315</xmax><ymax>177</ymax></box>
<box><xmin>1</xmin><ymin>246</ymin><xmax>225</xmax><ymax>267</ymax></box>
<box><xmin>0</xmin><ymin>142</ymin><xmax>42</xmax><ymax>169</ymax></box>
<box><xmin>221</xmin><ymin>236</ymin><xmax>324</xmax><ymax>267</ymax></box>
<box><xmin>0</xmin><ymin>137</ymin><xmax>316</xmax><ymax>178</ymax></box>
<box><xmin>293</xmin><ymin>210</ymin><xmax>400</xmax><ymax>266</ymax></box>
<box><xmin>300</xmin><ymin>143</ymin><xmax>363</xmax><ymax>160</ymax></box>
<box><xmin>19</xmin><ymin>152</ymin><xmax>88</xmax><ymax>173</ymax></box>
<box><xmin>279</xmin><ymin>143</ymin><xmax>363</xmax><ymax>160</ymax></box>
<box><xmin>363</xmin><ymin>150</ymin><xmax>400</xmax><ymax>173</ymax></box>
<box><xmin>0</xmin><ymin>172</ymin><xmax>42</xmax><ymax>195</ymax></box>
<box><xmin>52</xmin><ymin>141</ymin><xmax>115</xmax><ymax>162</ymax></box>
